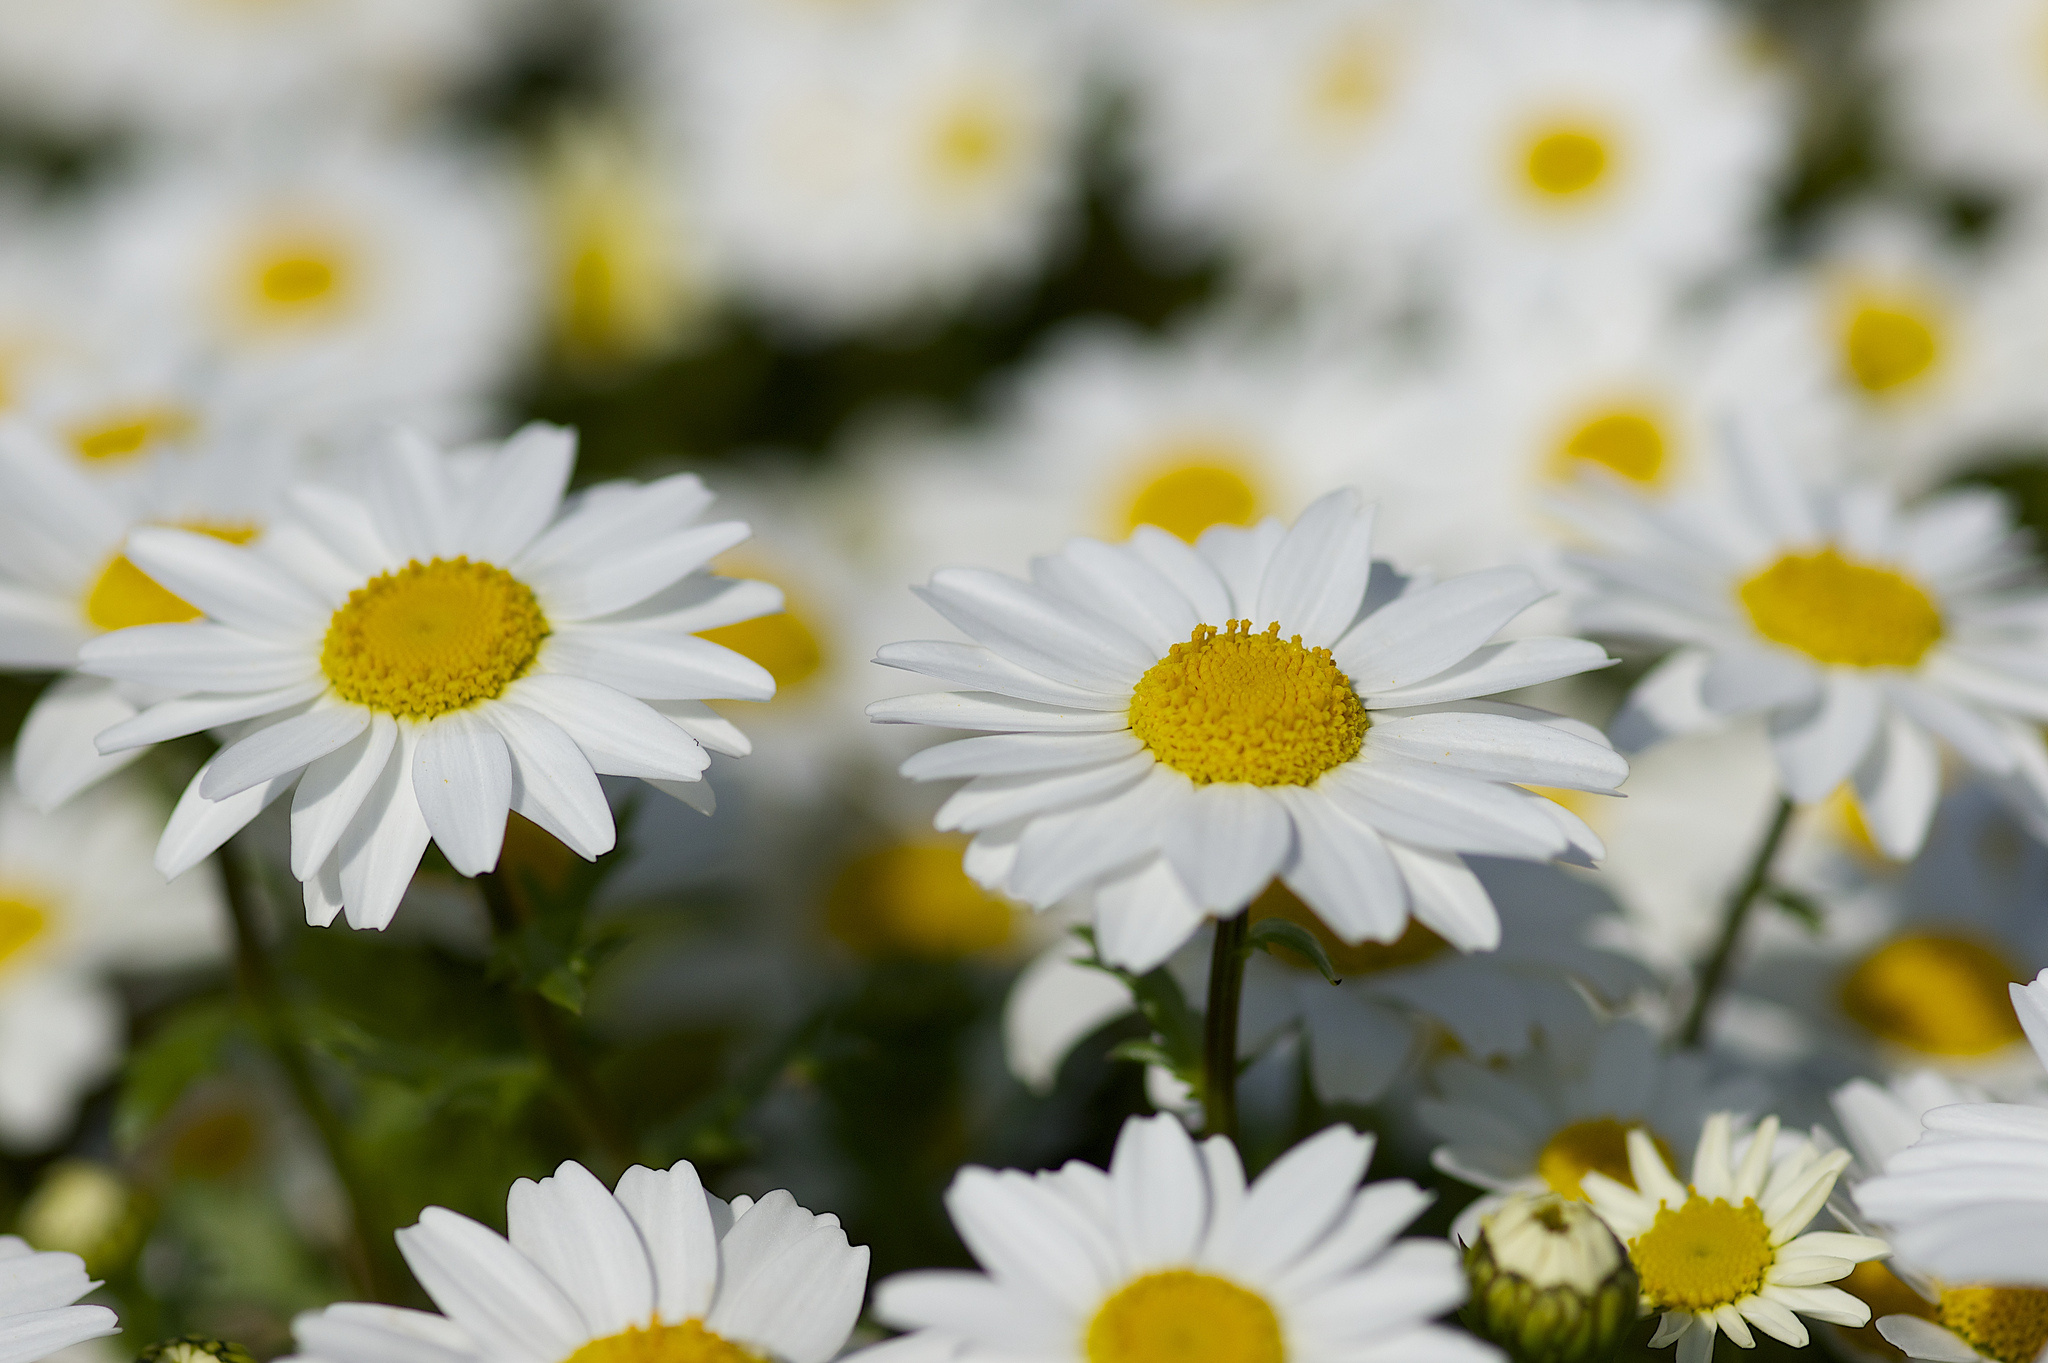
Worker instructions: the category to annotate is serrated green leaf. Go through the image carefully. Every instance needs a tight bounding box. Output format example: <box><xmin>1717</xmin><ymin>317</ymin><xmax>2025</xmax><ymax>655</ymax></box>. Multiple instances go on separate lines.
<box><xmin>1248</xmin><ymin>917</ymin><xmax>1341</xmax><ymax>983</ymax></box>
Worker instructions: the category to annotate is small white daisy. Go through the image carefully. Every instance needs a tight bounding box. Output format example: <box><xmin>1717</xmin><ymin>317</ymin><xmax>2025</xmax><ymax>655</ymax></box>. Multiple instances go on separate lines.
<box><xmin>0</xmin><ymin>1235</ymin><xmax>118</xmax><ymax>1363</ymax></box>
<box><xmin>861</xmin><ymin>1112</ymin><xmax>1495</xmax><ymax>1363</ymax></box>
<box><xmin>1566</xmin><ymin>434</ymin><xmax>2048</xmax><ymax>861</ymax></box>
<box><xmin>286</xmin><ymin>1158</ymin><xmax>868</xmax><ymax>1363</ymax></box>
<box><xmin>1583</xmin><ymin>1113</ymin><xmax>1886</xmax><ymax>1363</ymax></box>
<box><xmin>76</xmin><ymin>423</ymin><xmax>777</xmax><ymax>930</ymax></box>
<box><xmin>869</xmin><ymin>488</ymin><xmax>1627</xmax><ymax>972</ymax></box>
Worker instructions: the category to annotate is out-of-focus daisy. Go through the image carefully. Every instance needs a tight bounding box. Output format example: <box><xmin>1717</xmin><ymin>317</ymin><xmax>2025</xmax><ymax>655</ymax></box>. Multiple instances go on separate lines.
<box><xmin>1568</xmin><ymin>438</ymin><xmax>2048</xmax><ymax>862</ymax></box>
<box><xmin>870</xmin><ymin>489</ymin><xmax>1626</xmax><ymax>972</ymax></box>
<box><xmin>0</xmin><ymin>1236</ymin><xmax>118</xmax><ymax>1362</ymax></box>
<box><xmin>634</xmin><ymin>0</ymin><xmax>1081</xmax><ymax>335</ymax></box>
<box><xmin>287</xmin><ymin>1158</ymin><xmax>867</xmax><ymax>1363</ymax></box>
<box><xmin>95</xmin><ymin>131</ymin><xmax>532</xmax><ymax>441</ymax></box>
<box><xmin>1416</xmin><ymin>0</ymin><xmax>1787</xmax><ymax>313</ymax></box>
<box><xmin>863</xmin><ymin>1113</ymin><xmax>1493</xmax><ymax>1363</ymax></box>
<box><xmin>1423</xmin><ymin>1016</ymin><xmax>1765</xmax><ymax>1207</ymax></box>
<box><xmin>0</xmin><ymin>775</ymin><xmax>224</xmax><ymax>1149</ymax></box>
<box><xmin>1583</xmin><ymin>1113</ymin><xmax>1886</xmax><ymax>1363</ymax></box>
<box><xmin>1869</xmin><ymin>0</ymin><xmax>2048</xmax><ymax>202</ymax></box>
<box><xmin>77</xmin><ymin>424</ymin><xmax>777</xmax><ymax>930</ymax></box>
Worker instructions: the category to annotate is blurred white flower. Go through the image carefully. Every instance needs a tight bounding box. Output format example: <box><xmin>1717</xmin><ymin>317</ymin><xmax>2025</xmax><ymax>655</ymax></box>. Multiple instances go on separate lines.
<box><xmin>0</xmin><ymin>1236</ymin><xmax>118</xmax><ymax>1362</ymax></box>
<box><xmin>0</xmin><ymin>775</ymin><xmax>225</xmax><ymax>1150</ymax></box>
<box><xmin>1870</xmin><ymin>0</ymin><xmax>2048</xmax><ymax>202</ymax></box>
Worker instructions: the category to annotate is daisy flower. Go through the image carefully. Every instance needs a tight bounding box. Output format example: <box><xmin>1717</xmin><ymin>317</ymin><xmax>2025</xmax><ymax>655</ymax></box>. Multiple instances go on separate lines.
<box><xmin>1582</xmin><ymin>1113</ymin><xmax>1886</xmax><ymax>1363</ymax></box>
<box><xmin>868</xmin><ymin>488</ymin><xmax>1627</xmax><ymax>972</ymax></box>
<box><xmin>862</xmin><ymin>1112</ymin><xmax>1493</xmax><ymax>1363</ymax></box>
<box><xmin>1566</xmin><ymin>433</ymin><xmax>2048</xmax><ymax>862</ymax></box>
<box><xmin>0</xmin><ymin>774</ymin><xmax>224</xmax><ymax>1149</ymax></box>
<box><xmin>1869</xmin><ymin>0</ymin><xmax>2048</xmax><ymax>202</ymax></box>
<box><xmin>75</xmin><ymin>423</ymin><xmax>778</xmax><ymax>930</ymax></box>
<box><xmin>286</xmin><ymin>1158</ymin><xmax>867</xmax><ymax>1363</ymax></box>
<box><xmin>0</xmin><ymin>1236</ymin><xmax>118</xmax><ymax>1363</ymax></box>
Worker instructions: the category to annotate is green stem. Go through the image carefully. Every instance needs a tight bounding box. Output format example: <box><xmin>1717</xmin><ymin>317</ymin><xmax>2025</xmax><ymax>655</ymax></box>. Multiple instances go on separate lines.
<box><xmin>217</xmin><ymin>843</ymin><xmax>401</xmax><ymax>1301</ymax></box>
<box><xmin>1202</xmin><ymin>912</ymin><xmax>1250</xmax><ymax>1142</ymax></box>
<box><xmin>1678</xmin><ymin>795</ymin><xmax>1797</xmax><ymax>1048</ymax></box>
<box><xmin>476</xmin><ymin>869</ymin><xmax>637</xmax><ymax>1171</ymax></box>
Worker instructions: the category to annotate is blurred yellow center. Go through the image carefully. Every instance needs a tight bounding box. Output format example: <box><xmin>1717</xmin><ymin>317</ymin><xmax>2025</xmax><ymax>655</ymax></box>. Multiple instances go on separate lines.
<box><xmin>1538</xmin><ymin>1118</ymin><xmax>1675</xmax><ymax>1200</ymax></box>
<box><xmin>1129</xmin><ymin>621</ymin><xmax>1366</xmax><ymax>786</ymax></box>
<box><xmin>1630</xmin><ymin>1195</ymin><xmax>1774</xmax><ymax>1313</ymax></box>
<box><xmin>68</xmin><ymin>405</ymin><xmax>196</xmax><ymax>463</ymax></box>
<box><xmin>321</xmin><ymin>557</ymin><xmax>549</xmax><ymax>719</ymax></box>
<box><xmin>1523</xmin><ymin>126</ymin><xmax>1611</xmax><ymax>198</ymax></box>
<box><xmin>242</xmin><ymin>234</ymin><xmax>350</xmax><ymax>323</ymax></box>
<box><xmin>1939</xmin><ymin>1287</ymin><xmax>2048</xmax><ymax>1363</ymax></box>
<box><xmin>0</xmin><ymin>897</ymin><xmax>49</xmax><ymax>969</ymax></box>
<box><xmin>1248</xmin><ymin>882</ymin><xmax>1447</xmax><ymax>975</ymax></box>
<box><xmin>1311</xmin><ymin>35</ymin><xmax>1385</xmax><ymax>125</ymax></box>
<box><xmin>1119</xmin><ymin>448</ymin><xmax>1262</xmax><ymax>543</ymax></box>
<box><xmin>1739</xmin><ymin>548</ymin><xmax>1941</xmax><ymax>668</ymax></box>
<box><xmin>1842</xmin><ymin>299</ymin><xmax>1942</xmax><ymax>396</ymax></box>
<box><xmin>1840</xmin><ymin>931</ymin><xmax>2025</xmax><ymax>1057</ymax></box>
<box><xmin>84</xmin><ymin>522</ymin><xmax>259</xmax><ymax>632</ymax></box>
<box><xmin>929</xmin><ymin>98</ymin><xmax>1013</xmax><ymax>187</ymax></box>
<box><xmin>825</xmin><ymin>841</ymin><xmax>1014</xmax><ymax>960</ymax></box>
<box><xmin>1555</xmin><ymin>407</ymin><xmax>1669</xmax><ymax>485</ymax></box>
<box><xmin>1087</xmin><ymin>1271</ymin><xmax>1283</xmax><ymax>1363</ymax></box>
<box><xmin>565</xmin><ymin>1320</ymin><xmax>765</xmax><ymax>1363</ymax></box>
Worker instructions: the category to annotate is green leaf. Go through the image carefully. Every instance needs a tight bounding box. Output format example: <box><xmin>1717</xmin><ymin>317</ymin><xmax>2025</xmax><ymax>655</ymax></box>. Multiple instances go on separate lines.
<box><xmin>114</xmin><ymin>999</ymin><xmax>240</xmax><ymax>1154</ymax></box>
<box><xmin>1763</xmin><ymin>885</ymin><xmax>1825</xmax><ymax>935</ymax></box>
<box><xmin>1106</xmin><ymin>1039</ymin><xmax>1180</xmax><ymax>1070</ymax></box>
<box><xmin>1248</xmin><ymin>917</ymin><xmax>1340</xmax><ymax>983</ymax></box>
<box><xmin>538</xmin><ymin>963</ymin><xmax>588</xmax><ymax>1015</ymax></box>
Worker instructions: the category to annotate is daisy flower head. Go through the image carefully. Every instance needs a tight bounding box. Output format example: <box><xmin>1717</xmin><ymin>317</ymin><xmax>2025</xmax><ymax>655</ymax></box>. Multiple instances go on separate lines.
<box><xmin>76</xmin><ymin>423</ymin><xmax>778</xmax><ymax>930</ymax></box>
<box><xmin>868</xmin><ymin>488</ymin><xmax>1628</xmax><ymax>973</ymax></box>
<box><xmin>1582</xmin><ymin>1113</ymin><xmax>1886</xmax><ymax>1363</ymax></box>
<box><xmin>1566</xmin><ymin>431</ymin><xmax>2048</xmax><ymax>862</ymax></box>
<box><xmin>0</xmin><ymin>1236</ymin><xmax>119</xmax><ymax>1363</ymax></box>
<box><xmin>288</xmin><ymin>1158</ymin><xmax>867</xmax><ymax>1363</ymax></box>
<box><xmin>865</xmin><ymin>1113</ymin><xmax>1494</xmax><ymax>1363</ymax></box>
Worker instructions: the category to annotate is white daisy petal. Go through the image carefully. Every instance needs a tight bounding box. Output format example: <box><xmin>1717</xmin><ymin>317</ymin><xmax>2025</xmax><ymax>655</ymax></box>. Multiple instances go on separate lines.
<box><xmin>1365</xmin><ymin>711</ymin><xmax>1628</xmax><ymax>792</ymax></box>
<box><xmin>1768</xmin><ymin>673</ymin><xmax>1883</xmax><ymax>804</ymax></box>
<box><xmin>1211</xmin><ymin>1123</ymin><xmax>1371</xmax><ymax>1280</ymax></box>
<box><xmin>1336</xmin><ymin>567</ymin><xmax>1546</xmax><ymax>694</ymax></box>
<box><xmin>0</xmin><ymin>1306</ymin><xmax>121</xmax><ymax>1363</ymax></box>
<box><xmin>1271</xmin><ymin>786</ymin><xmax>1409</xmax><ymax>945</ymax></box>
<box><xmin>290</xmin><ymin>1303</ymin><xmax>476</xmax><ymax>1363</ymax></box>
<box><xmin>488</xmin><ymin>704</ymin><xmax>616</xmax><ymax>861</ymax></box>
<box><xmin>1127</xmin><ymin>525</ymin><xmax>1233</xmax><ymax>624</ymax></box>
<box><xmin>413</xmin><ymin>714</ymin><xmax>513</xmax><ymax>877</ymax></box>
<box><xmin>936</xmin><ymin>756</ymin><xmax>1156</xmax><ymax>835</ymax></box>
<box><xmin>1251</xmin><ymin>489</ymin><xmax>1374</xmax><ymax>648</ymax></box>
<box><xmin>455</xmin><ymin>423</ymin><xmax>576</xmax><ymax>566</ymax></box>
<box><xmin>530</xmin><ymin>521</ymin><xmax>752</xmax><ymax>622</ymax></box>
<box><xmin>1364</xmin><ymin>638</ymin><xmax>1617</xmax><ymax>710</ymax></box>
<box><xmin>157</xmin><ymin>761</ymin><xmax>297</xmax><ymax>880</ymax></box>
<box><xmin>395</xmin><ymin>1207</ymin><xmax>584</xmax><ymax>1363</ymax></box>
<box><xmin>506</xmin><ymin>1161</ymin><xmax>656</xmax><ymax>1339</ymax></box>
<box><xmin>1160</xmin><ymin>782</ymin><xmax>1292</xmax><ymax>912</ymax></box>
<box><xmin>1320</xmin><ymin>761</ymin><xmax>1565</xmax><ymax>861</ymax></box>
<box><xmin>1002</xmin><ymin>936</ymin><xmax>1137</xmax><ymax>1093</ymax></box>
<box><xmin>1007</xmin><ymin>768</ymin><xmax>1185</xmax><ymax>907</ymax></box>
<box><xmin>901</xmin><ymin>731</ymin><xmax>1146</xmax><ymax>781</ymax></box>
<box><xmin>542</xmin><ymin>628</ymin><xmax>775</xmax><ymax>702</ymax></box>
<box><xmin>370</xmin><ymin>430</ymin><xmax>462</xmax><ymax>563</ymax></box>
<box><xmin>1701</xmin><ymin>646</ymin><xmax>1824</xmax><ymax>717</ymax></box>
<box><xmin>72</xmin><ymin>622</ymin><xmax>317</xmax><ymax>692</ymax></box>
<box><xmin>338</xmin><ymin>729</ymin><xmax>433</xmax><ymax>931</ymax></box>
<box><xmin>1381</xmin><ymin>841</ymin><xmax>1499</xmax><ymax>952</ymax></box>
<box><xmin>1877</xmin><ymin>1316</ymin><xmax>1980</xmax><ymax>1363</ymax></box>
<box><xmin>204</xmin><ymin>708</ymin><xmax>369</xmax><ymax>801</ymax></box>
<box><xmin>514</xmin><ymin>474</ymin><xmax>714</xmax><ymax>577</ymax></box>
<box><xmin>1092</xmin><ymin>855</ymin><xmax>1206</xmax><ymax>973</ymax></box>
<box><xmin>1110</xmin><ymin>1113</ymin><xmax>1210</xmax><ymax>1269</ymax></box>
<box><xmin>304</xmin><ymin>856</ymin><xmax>346</xmax><ymax>929</ymax></box>
<box><xmin>875</xmin><ymin>640</ymin><xmax>1130</xmax><ymax>709</ymax></box>
<box><xmin>94</xmin><ymin>679</ymin><xmax>330</xmax><ymax>754</ymax></box>
<box><xmin>291</xmin><ymin>715</ymin><xmax>400</xmax><ymax>880</ymax></box>
<box><xmin>123</xmin><ymin>526</ymin><xmax>327</xmax><ymax>636</ymax></box>
<box><xmin>915</xmin><ymin>568</ymin><xmax>1155</xmax><ymax>693</ymax></box>
<box><xmin>614</xmin><ymin>1161</ymin><xmax>721</xmax><ymax>1324</ymax></box>
<box><xmin>1850</xmin><ymin>707</ymin><xmax>1941</xmax><ymax>859</ymax></box>
<box><xmin>12</xmin><ymin>676</ymin><xmax>145</xmax><ymax>813</ymax></box>
<box><xmin>1031</xmin><ymin>539</ymin><xmax>1201</xmax><ymax>658</ymax></box>
<box><xmin>507</xmin><ymin>674</ymin><xmax>709</xmax><ymax>783</ymax></box>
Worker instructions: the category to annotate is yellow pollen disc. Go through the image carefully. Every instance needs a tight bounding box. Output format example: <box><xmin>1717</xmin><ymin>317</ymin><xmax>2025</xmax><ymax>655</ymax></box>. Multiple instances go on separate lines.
<box><xmin>320</xmin><ymin>557</ymin><xmax>549</xmax><ymax>720</ymax></box>
<box><xmin>1118</xmin><ymin>446</ymin><xmax>1263</xmax><ymax>544</ymax></box>
<box><xmin>1523</xmin><ymin>125</ymin><xmax>1612</xmax><ymax>199</ymax></box>
<box><xmin>84</xmin><ymin>522</ymin><xmax>260</xmax><ymax>633</ymax></box>
<box><xmin>1129</xmin><ymin>620</ymin><xmax>1367</xmax><ymax>787</ymax></box>
<box><xmin>1248</xmin><ymin>881</ymin><xmax>1446</xmax><ymax>975</ymax></box>
<box><xmin>1630</xmin><ymin>1194</ymin><xmax>1775</xmax><ymax>1315</ymax></box>
<box><xmin>240</xmin><ymin>234</ymin><xmax>351</xmax><ymax>325</ymax></box>
<box><xmin>824</xmin><ymin>840</ymin><xmax>1015</xmax><ymax>960</ymax></box>
<box><xmin>0</xmin><ymin>897</ymin><xmax>49</xmax><ymax>970</ymax></box>
<box><xmin>1086</xmin><ymin>1270</ymin><xmax>1284</xmax><ymax>1363</ymax></box>
<box><xmin>1310</xmin><ymin>34</ymin><xmax>1385</xmax><ymax>125</ymax></box>
<box><xmin>1738</xmin><ymin>548</ymin><xmax>1942</xmax><ymax>669</ymax></box>
<box><xmin>68</xmin><ymin>405</ymin><xmax>196</xmax><ymax>463</ymax></box>
<box><xmin>1553</xmin><ymin>406</ymin><xmax>1670</xmax><ymax>485</ymax></box>
<box><xmin>1841</xmin><ymin>298</ymin><xmax>1943</xmax><ymax>396</ymax></box>
<box><xmin>564</xmin><ymin>1319</ymin><xmax>766</xmax><ymax>1363</ymax></box>
<box><xmin>929</xmin><ymin>97</ymin><xmax>1014</xmax><ymax>187</ymax></box>
<box><xmin>1840</xmin><ymin>931</ymin><xmax>2026</xmax><ymax>1057</ymax></box>
<box><xmin>1537</xmin><ymin>1118</ymin><xmax>1677</xmax><ymax>1201</ymax></box>
<box><xmin>1939</xmin><ymin>1287</ymin><xmax>2048</xmax><ymax>1363</ymax></box>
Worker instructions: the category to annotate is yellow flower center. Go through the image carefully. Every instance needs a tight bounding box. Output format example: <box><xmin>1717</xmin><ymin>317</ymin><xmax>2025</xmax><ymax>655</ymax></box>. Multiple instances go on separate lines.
<box><xmin>1552</xmin><ymin>405</ymin><xmax>1670</xmax><ymax>486</ymax></box>
<box><xmin>824</xmin><ymin>841</ymin><xmax>1015</xmax><ymax>960</ymax></box>
<box><xmin>1118</xmin><ymin>446</ymin><xmax>1263</xmax><ymax>544</ymax></box>
<box><xmin>239</xmin><ymin>233</ymin><xmax>352</xmax><ymax>326</ymax></box>
<box><xmin>1840</xmin><ymin>296</ymin><xmax>1944</xmax><ymax>397</ymax></box>
<box><xmin>1537</xmin><ymin>1118</ymin><xmax>1677</xmax><ymax>1201</ymax></box>
<box><xmin>543</xmin><ymin>136</ymin><xmax>693</xmax><ymax>365</ymax></box>
<box><xmin>1086</xmin><ymin>1270</ymin><xmax>1284</xmax><ymax>1363</ymax></box>
<box><xmin>1309</xmin><ymin>33</ymin><xmax>1385</xmax><ymax>127</ymax></box>
<box><xmin>928</xmin><ymin>96</ymin><xmax>1014</xmax><ymax>189</ymax></box>
<box><xmin>1522</xmin><ymin>124</ymin><xmax>1613</xmax><ymax>200</ymax></box>
<box><xmin>1738</xmin><ymin>548</ymin><xmax>1942</xmax><ymax>668</ymax></box>
<box><xmin>67</xmin><ymin>405</ymin><xmax>196</xmax><ymax>463</ymax></box>
<box><xmin>1248</xmin><ymin>882</ymin><xmax>1446</xmax><ymax>975</ymax></box>
<box><xmin>1129</xmin><ymin>621</ymin><xmax>1367</xmax><ymax>787</ymax></box>
<box><xmin>1939</xmin><ymin>1287</ymin><xmax>2048</xmax><ymax>1363</ymax></box>
<box><xmin>1630</xmin><ymin>1194</ymin><xmax>1775</xmax><ymax>1315</ymax></box>
<box><xmin>0</xmin><ymin>896</ymin><xmax>49</xmax><ymax>971</ymax></box>
<box><xmin>563</xmin><ymin>1320</ymin><xmax>766</xmax><ymax>1363</ymax></box>
<box><xmin>320</xmin><ymin>557</ymin><xmax>550</xmax><ymax>720</ymax></box>
<box><xmin>84</xmin><ymin>522</ymin><xmax>260</xmax><ymax>632</ymax></box>
<box><xmin>1839</xmin><ymin>931</ymin><xmax>2025</xmax><ymax>1057</ymax></box>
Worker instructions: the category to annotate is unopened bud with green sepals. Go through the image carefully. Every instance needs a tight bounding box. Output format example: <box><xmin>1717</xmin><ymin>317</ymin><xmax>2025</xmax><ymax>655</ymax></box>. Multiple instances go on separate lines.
<box><xmin>1462</xmin><ymin>1192</ymin><xmax>1640</xmax><ymax>1363</ymax></box>
<box><xmin>136</xmin><ymin>1337</ymin><xmax>256</xmax><ymax>1363</ymax></box>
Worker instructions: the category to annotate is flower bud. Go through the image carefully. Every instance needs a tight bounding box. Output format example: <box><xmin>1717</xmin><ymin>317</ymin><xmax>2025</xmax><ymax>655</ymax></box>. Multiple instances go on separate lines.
<box><xmin>1462</xmin><ymin>1192</ymin><xmax>1641</xmax><ymax>1363</ymax></box>
<box><xmin>18</xmin><ymin>1160</ymin><xmax>150</xmax><ymax>1276</ymax></box>
<box><xmin>136</xmin><ymin>1337</ymin><xmax>256</xmax><ymax>1363</ymax></box>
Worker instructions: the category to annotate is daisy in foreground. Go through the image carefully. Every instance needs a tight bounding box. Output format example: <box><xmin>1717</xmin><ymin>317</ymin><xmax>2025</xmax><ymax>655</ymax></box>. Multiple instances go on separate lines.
<box><xmin>1581</xmin><ymin>1113</ymin><xmax>1886</xmax><ymax>1363</ymax></box>
<box><xmin>860</xmin><ymin>1112</ymin><xmax>1494</xmax><ymax>1363</ymax></box>
<box><xmin>868</xmin><ymin>488</ymin><xmax>1627</xmax><ymax>971</ymax></box>
<box><xmin>287</xmin><ymin>1158</ymin><xmax>867</xmax><ymax>1363</ymax></box>
<box><xmin>76</xmin><ymin>423</ymin><xmax>777</xmax><ymax>928</ymax></box>
<box><xmin>1568</xmin><ymin>435</ymin><xmax>2048</xmax><ymax>859</ymax></box>
<box><xmin>0</xmin><ymin>1235</ymin><xmax>119</xmax><ymax>1363</ymax></box>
